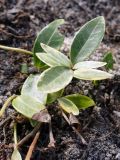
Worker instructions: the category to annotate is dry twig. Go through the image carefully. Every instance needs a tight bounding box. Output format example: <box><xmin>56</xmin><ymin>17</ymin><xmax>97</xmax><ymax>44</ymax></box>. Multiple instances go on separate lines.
<box><xmin>17</xmin><ymin>123</ymin><xmax>41</xmax><ymax>147</ymax></box>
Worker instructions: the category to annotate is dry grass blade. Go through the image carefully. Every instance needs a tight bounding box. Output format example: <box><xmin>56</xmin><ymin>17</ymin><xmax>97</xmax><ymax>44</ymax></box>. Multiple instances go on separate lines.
<box><xmin>25</xmin><ymin>131</ymin><xmax>40</xmax><ymax>160</ymax></box>
<box><xmin>48</xmin><ymin>121</ymin><xmax>55</xmax><ymax>148</ymax></box>
<box><xmin>62</xmin><ymin>111</ymin><xmax>87</xmax><ymax>145</ymax></box>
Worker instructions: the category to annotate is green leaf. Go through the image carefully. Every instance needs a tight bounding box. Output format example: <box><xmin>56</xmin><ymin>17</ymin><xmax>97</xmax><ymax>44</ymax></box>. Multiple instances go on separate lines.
<box><xmin>21</xmin><ymin>74</ymin><xmax>47</xmax><ymax>105</ymax></box>
<box><xmin>65</xmin><ymin>94</ymin><xmax>95</xmax><ymax>109</ymax></box>
<box><xmin>47</xmin><ymin>89</ymin><xmax>64</xmax><ymax>104</ymax></box>
<box><xmin>36</xmin><ymin>44</ymin><xmax>71</xmax><ymax>67</ymax></box>
<box><xmin>20</xmin><ymin>63</ymin><xmax>28</xmax><ymax>74</ymax></box>
<box><xmin>73</xmin><ymin>61</ymin><xmax>106</xmax><ymax>70</ymax></box>
<box><xmin>37</xmin><ymin>66</ymin><xmax>73</xmax><ymax>93</ymax></box>
<box><xmin>11</xmin><ymin>149</ymin><xmax>22</xmax><ymax>160</ymax></box>
<box><xmin>74</xmin><ymin>68</ymin><xmax>112</xmax><ymax>80</ymax></box>
<box><xmin>58</xmin><ymin>97</ymin><xmax>79</xmax><ymax>115</ymax></box>
<box><xmin>70</xmin><ymin>16</ymin><xmax>105</xmax><ymax>64</ymax></box>
<box><xmin>103</xmin><ymin>52</ymin><xmax>115</xmax><ymax>70</ymax></box>
<box><xmin>12</xmin><ymin>95</ymin><xmax>45</xmax><ymax>119</ymax></box>
<box><xmin>29</xmin><ymin>119</ymin><xmax>38</xmax><ymax>127</ymax></box>
<box><xmin>33</xmin><ymin>19</ymin><xmax>64</xmax><ymax>67</ymax></box>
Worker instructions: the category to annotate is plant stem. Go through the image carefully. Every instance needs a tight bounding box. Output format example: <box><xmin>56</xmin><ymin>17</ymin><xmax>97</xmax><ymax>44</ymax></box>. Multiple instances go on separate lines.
<box><xmin>48</xmin><ymin>120</ymin><xmax>55</xmax><ymax>148</ymax></box>
<box><xmin>0</xmin><ymin>45</ymin><xmax>33</xmax><ymax>55</ymax></box>
<box><xmin>13</xmin><ymin>122</ymin><xmax>19</xmax><ymax>151</ymax></box>
<box><xmin>0</xmin><ymin>94</ymin><xmax>16</xmax><ymax>118</ymax></box>
<box><xmin>25</xmin><ymin>131</ymin><xmax>40</xmax><ymax>160</ymax></box>
<box><xmin>14</xmin><ymin>123</ymin><xmax>17</xmax><ymax>147</ymax></box>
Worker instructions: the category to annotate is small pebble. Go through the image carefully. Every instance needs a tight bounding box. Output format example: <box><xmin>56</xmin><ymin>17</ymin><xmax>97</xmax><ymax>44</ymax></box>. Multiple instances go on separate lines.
<box><xmin>116</xmin><ymin>153</ymin><xmax>120</xmax><ymax>159</ymax></box>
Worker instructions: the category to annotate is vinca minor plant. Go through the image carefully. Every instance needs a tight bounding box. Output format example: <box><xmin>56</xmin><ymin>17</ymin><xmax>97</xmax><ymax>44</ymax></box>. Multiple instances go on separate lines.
<box><xmin>11</xmin><ymin>16</ymin><xmax>112</xmax><ymax>118</ymax></box>
<box><xmin>0</xmin><ymin>16</ymin><xmax>113</xmax><ymax>159</ymax></box>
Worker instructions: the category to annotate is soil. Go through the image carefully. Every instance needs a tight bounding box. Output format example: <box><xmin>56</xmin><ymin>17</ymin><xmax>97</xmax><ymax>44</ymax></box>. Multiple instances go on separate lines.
<box><xmin>0</xmin><ymin>0</ymin><xmax>120</xmax><ymax>160</ymax></box>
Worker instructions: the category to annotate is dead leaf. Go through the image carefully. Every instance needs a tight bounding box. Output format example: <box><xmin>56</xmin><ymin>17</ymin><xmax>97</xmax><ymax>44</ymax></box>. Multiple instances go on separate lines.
<box><xmin>32</xmin><ymin>109</ymin><xmax>51</xmax><ymax>123</ymax></box>
<box><xmin>69</xmin><ymin>113</ymin><xmax>81</xmax><ymax>130</ymax></box>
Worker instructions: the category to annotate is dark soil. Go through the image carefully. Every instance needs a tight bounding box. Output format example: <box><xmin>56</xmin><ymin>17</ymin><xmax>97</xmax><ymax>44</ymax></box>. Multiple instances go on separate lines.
<box><xmin>0</xmin><ymin>0</ymin><xmax>120</xmax><ymax>160</ymax></box>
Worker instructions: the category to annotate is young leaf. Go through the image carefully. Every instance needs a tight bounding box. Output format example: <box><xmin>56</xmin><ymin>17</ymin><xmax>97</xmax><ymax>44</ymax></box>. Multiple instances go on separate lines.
<box><xmin>37</xmin><ymin>66</ymin><xmax>73</xmax><ymax>93</ymax></box>
<box><xmin>65</xmin><ymin>94</ymin><xmax>95</xmax><ymax>109</ymax></box>
<box><xmin>74</xmin><ymin>68</ymin><xmax>112</xmax><ymax>80</ymax></box>
<box><xmin>36</xmin><ymin>44</ymin><xmax>71</xmax><ymax>67</ymax></box>
<box><xmin>11</xmin><ymin>149</ymin><xmax>22</xmax><ymax>160</ymax></box>
<box><xmin>33</xmin><ymin>19</ymin><xmax>64</xmax><ymax>67</ymax></box>
<box><xmin>70</xmin><ymin>16</ymin><xmax>105</xmax><ymax>64</ymax></box>
<box><xmin>73</xmin><ymin>61</ymin><xmax>106</xmax><ymax>70</ymax></box>
<box><xmin>12</xmin><ymin>95</ymin><xmax>45</xmax><ymax>119</ymax></box>
<box><xmin>21</xmin><ymin>74</ymin><xmax>47</xmax><ymax>104</ymax></box>
<box><xmin>58</xmin><ymin>97</ymin><xmax>79</xmax><ymax>115</ymax></box>
<box><xmin>47</xmin><ymin>89</ymin><xmax>64</xmax><ymax>104</ymax></box>
<box><xmin>103</xmin><ymin>52</ymin><xmax>115</xmax><ymax>70</ymax></box>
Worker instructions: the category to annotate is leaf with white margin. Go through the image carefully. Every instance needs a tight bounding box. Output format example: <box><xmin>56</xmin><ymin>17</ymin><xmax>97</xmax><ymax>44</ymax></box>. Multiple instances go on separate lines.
<box><xmin>21</xmin><ymin>74</ymin><xmax>47</xmax><ymax>105</ymax></box>
<box><xmin>58</xmin><ymin>97</ymin><xmax>79</xmax><ymax>115</ymax></box>
<box><xmin>74</xmin><ymin>68</ymin><xmax>113</xmax><ymax>80</ymax></box>
<box><xmin>73</xmin><ymin>61</ymin><xmax>106</xmax><ymax>70</ymax></box>
<box><xmin>36</xmin><ymin>43</ymin><xmax>71</xmax><ymax>67</ymax></box>
<box><xmin>70</xmin><ymin>16</ymin><xmax>105</xmax><ymax>64</ymax></box>
<box><xmin>12</xmin><ymin>95</ymin><xmax>45</xmax><ymax>119</ymax></box>
<box><xmin>37</xmin><ymin>66</ymin><xmax>73</xmax><ymax>93</ymax></box>
<box><xmin>33</xmin><ymin>19</ymin><xmax>64</xmax><ymax>67</ymax></box>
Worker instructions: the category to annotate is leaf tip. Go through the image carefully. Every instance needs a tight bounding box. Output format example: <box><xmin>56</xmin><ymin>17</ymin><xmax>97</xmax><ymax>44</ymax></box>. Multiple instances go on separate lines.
<box><xmin>96</xmin><ymin>16</ymin><xmax>105</xmax><ymax>21</ymax></box>
<box><xmin>103</xmin><ymin>62</ymin><xmax>107</xmax><ymax>66</ymax></box>
<box><xmin>108</xmin><ymin>73</ymin><xmax>114</xmax><ymax>79</ymax></box>
<box><xmin>55</xmin><ymin>18</ymin><xmax>65</xmax><ymax>24</ymax></box>
<box><xmin>40</xmin><ymin>43</ymin><xmax>46</xmax><ymax>49</ymax></box>
<box><xmin>59</xmin><ymin>18</ymin><xmax>65</xmax><ymax>23</ymax></box>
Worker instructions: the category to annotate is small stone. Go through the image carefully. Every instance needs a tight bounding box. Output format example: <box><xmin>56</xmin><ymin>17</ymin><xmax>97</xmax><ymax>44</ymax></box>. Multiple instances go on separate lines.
<box><xmin>116</xmin><ymin>153</ymin><xmax>120</xmax><ymax>159</ymax></box>
<box><xmin>0</xmin><ymin>98</ymin><xmax>3</xmax><ymax>105</ymax></box>
<box><xmin>83</xmin><ymin>89</ymin><xmax>88</xmax><ymax>95</ymax></box>
<box><xmin>106</xmin><ymin>153</ymin><xmax>111</xmax><ymax>157</ymax></box>
<box><xmin>111</xmin><ymin>150</ymin><xmax>116</xmax><ymax>154</ymax></box>
<box><xmin>100</xmin><ymin>85</ymin><xmax>105</xmax><ymax>90</ymax></box>
<box><xmin>6</xmin><ymin>91</ymin><xmax>11</xmax><ymax>96</ymax></box>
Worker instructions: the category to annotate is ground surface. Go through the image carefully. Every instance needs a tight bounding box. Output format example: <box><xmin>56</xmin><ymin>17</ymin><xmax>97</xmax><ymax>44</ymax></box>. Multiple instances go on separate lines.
<box><xmin>0</xmin><ymin>0</ymin><xmax>120</xmax><ymax>160</ymax></box>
